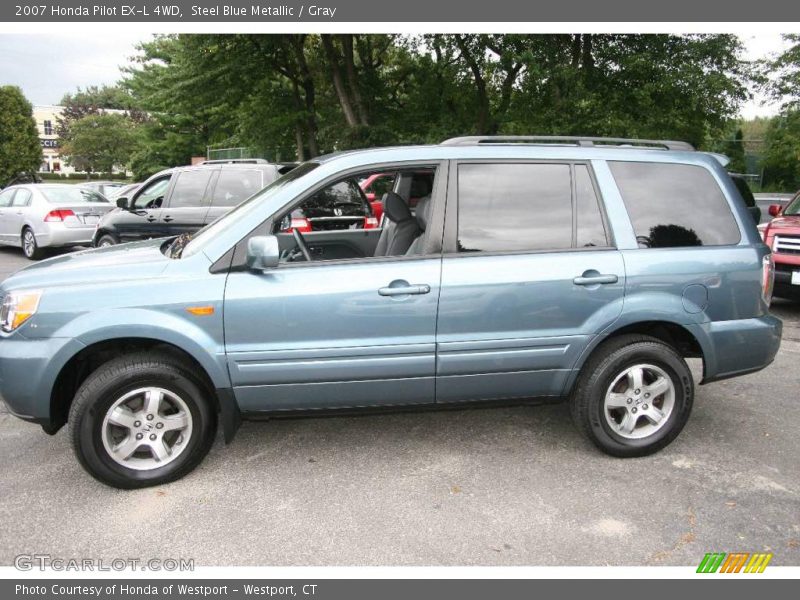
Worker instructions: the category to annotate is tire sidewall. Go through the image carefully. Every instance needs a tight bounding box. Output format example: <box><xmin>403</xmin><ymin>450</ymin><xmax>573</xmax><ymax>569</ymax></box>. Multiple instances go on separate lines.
<box><xmin>97</xmin><ymin>234</ymin><xmax>117</xmax><ymax>247</ymax></box>
<box><xmin>587</xmin><ymin>344</ymin><xmax>693</xmax><ymax>455</ymax></box>
<box><xmin>76</xmin><ymin>367</ymin><xmax>214</xmax><ymax>488</ymax></box>
<box><xmin>22</xmin><ymin>228</ymin><xmax>37</xmax><ymax>258</ymax></box>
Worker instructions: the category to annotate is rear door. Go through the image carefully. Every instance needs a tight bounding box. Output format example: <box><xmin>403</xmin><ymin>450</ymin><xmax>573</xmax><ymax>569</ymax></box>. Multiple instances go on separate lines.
<box><xmin>0</xmin><ymin>189</ymin><xmax>18</xmax><ymax>243</ymax></box>
<box><xmin>436</xmin><ymin>161</ymin><xmax>626</xmax><ymax>403</ymax></box>
<box><xmin>204</xmin><ymin>168</ymin><xmax>265</xmax><ymax>225</ymax></box>
<box><xmin>160</xmin><ymin>168</ymin><xmax>215</xmax><ymax>236</ymax></box>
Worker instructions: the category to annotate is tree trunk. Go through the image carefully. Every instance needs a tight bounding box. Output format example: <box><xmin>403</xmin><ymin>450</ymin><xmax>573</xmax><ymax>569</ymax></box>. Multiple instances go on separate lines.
<box><xmin>455</xmin><ymin>35</ymin><xmax>491</xmax><ymax>135</ymax></box>
<box><xmin>341</xmin><ymin>34</ymin><xmax>368</xmax><ymax>126</ymax></box>
<box><xmin>321</xmin><ymin>34</ymin><xmax>360</xmax><ymax>128</ymax></box>
<box><xmin>289</xmin><ymin>35</ymin><xmax>320</xmax><ymax>157</ymax></box>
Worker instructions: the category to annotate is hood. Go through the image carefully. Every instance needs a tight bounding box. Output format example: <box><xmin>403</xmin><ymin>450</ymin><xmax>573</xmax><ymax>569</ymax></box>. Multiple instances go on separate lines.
<box><xmin>765</xmin><ymin>215</ymin><xmax>800</xmax><ymax>233</ymax></box>
<box><xmin>2</xmin><ymin>238</ymin><xmax>172</xmax><ymax>291</ymax></box>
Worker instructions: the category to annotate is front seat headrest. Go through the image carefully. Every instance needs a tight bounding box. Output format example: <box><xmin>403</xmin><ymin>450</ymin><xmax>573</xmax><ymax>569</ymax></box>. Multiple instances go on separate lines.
<box><xmin>382</xmin><ymin>192</ymin><xmax>413</xmax><ymax>223</ymax></box>
<box><xmin>414</xmin><ymin>195</ymin><xmax>432</xmax><ymax>231</ymax></box>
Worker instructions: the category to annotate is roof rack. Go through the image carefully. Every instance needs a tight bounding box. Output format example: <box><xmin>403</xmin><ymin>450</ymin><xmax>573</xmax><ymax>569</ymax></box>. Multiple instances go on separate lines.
<box><xmin>440</xmin><ymin>136</ymin><xmax>695</xmax><ymax>152</ymax></box>
<box><xmin>199</xmin><ymin>158</ymin><xmax>270</xmax><ymax>165</ymax></box>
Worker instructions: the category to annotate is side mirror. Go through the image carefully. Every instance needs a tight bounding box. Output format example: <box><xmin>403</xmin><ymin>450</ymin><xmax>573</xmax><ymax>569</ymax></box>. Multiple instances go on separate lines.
<box><xmin>246</xmin><ymin>235</ymin><xmax>280</xmax><ymax>270</ymax></box>
<box><xmin>116</xmin><ymin>197</ymin><xmax>129</xmax><ymax>209</ymax></box>
<box><xmin>768</xmin><ymin>204</ymin><xmax>782</xmax><ymax>217</ymax></box>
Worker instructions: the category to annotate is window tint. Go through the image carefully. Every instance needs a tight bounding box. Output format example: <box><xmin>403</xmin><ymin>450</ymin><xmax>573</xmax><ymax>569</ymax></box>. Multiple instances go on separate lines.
<box><xmin>11</xmin><ymin>189</ymin><xmax>32</xmax><ymax>207</ymax></box>
<box><xmin>575</xmin><ymin>165</ymin><xmax>608</xmax><ymax>247</ymax></box>
<box><xmin>169</xmin><ymin>170</ymin><xmax>213</xmax><ymax>208</ymax></box>
<box><xmin>212</xmin><ymin>170</ymin><xmax>263</xmax><ymax>207</ymax></box>
<box><xmin>133</xmin><ymin>177</ymin><xmax>170</xmax><ymax>209</ymax></box>
<box><xmin>0</xmin><ymin>190</ymin><xmax>15</xmax><ymax>208</ymax></box>
<box><xmin>730</xmin><ymin>175</ymin><xmax>756</xmax><ymax>208</ymax></box>
<box><xmin>610</xmin><ymin>162</ymin><xmax>740</xmax><ymax>248</ymax></box>
<box><xmin>457</xmin><ymin>163</ymin><xmax>572</xmax><ymax>253</ymax></box>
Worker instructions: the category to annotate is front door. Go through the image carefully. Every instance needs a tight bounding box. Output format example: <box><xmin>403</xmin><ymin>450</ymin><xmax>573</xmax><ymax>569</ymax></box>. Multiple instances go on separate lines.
<box><xmin>223</xmin><ymin>165</ymin><xmax>446</xmax><ymax>412</ymax></box>
<box><xmin>118</xmin><ymin>176</ymin><xmax>171</xmax><ymax>241</ymax></box>
<box><xmin>436</xmin><ymin>161</ymin><xmax>626</xmax><ymax>402</ymax></box>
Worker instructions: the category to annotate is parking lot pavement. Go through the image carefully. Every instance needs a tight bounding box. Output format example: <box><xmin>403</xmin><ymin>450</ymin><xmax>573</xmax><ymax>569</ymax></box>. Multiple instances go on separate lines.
<box><xmin>0</xmin><ymin>250</ymin><xmax>799</xmax><ymax>567</ymax></box>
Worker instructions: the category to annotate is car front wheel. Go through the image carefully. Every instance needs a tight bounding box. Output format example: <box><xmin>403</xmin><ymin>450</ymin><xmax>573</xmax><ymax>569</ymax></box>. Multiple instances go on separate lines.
<box><xmin>570</xmin><ymin>334</ymin><xmax>693</xmax><ymax>457</ymax></box>
<box><xmin>68</xmin><ymin>352</ymin><xmax>217</xmax><ymax>488</ymax></box>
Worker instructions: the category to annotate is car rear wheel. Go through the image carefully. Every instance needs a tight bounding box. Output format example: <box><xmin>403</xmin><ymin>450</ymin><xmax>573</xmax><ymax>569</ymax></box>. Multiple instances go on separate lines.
<box><xmin>68</xmin><ymin>352</ymin><xmax>217</xmax><ymax>489</ymax></box>
<box><xmin>570</xmin><ymin>334</ymin><xmax>693</xmax><ymax>457</ymax></box>
<box><xmin>21</xmin><ymin>227</ymin><xmax>45</xmax><ymax>260</ymax></box>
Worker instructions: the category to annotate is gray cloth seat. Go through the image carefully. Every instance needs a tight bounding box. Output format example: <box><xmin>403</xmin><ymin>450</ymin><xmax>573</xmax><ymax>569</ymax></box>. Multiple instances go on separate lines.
<box><xmin>405</xmin><ymin>195</ymin><xmax>432</xmax><ymax>255</ymax></box>
<box><xmin>373</xmin><ymin>192</ymin><xmax>421</xmax><ymax>256</ymax></box>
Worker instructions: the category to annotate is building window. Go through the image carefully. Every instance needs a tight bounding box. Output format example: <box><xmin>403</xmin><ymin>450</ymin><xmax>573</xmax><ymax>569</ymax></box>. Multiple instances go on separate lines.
<box><xmin>43</xmin><ymin>120</ymin><xmax>53</xmax><ymax>135</ymax></box>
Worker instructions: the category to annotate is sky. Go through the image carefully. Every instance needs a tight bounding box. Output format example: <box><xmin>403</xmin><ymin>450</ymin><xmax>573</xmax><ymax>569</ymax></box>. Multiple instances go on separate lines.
<box><xmin>0</xmin><ymin>32</ymin><xmax>792</xmax><ymax>119</ymax></box>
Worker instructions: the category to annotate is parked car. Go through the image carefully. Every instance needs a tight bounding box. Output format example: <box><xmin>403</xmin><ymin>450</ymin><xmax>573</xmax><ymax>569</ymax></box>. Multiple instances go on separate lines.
<box><xmin>728</xmin><ymin>173</ymin><xmax>761</xmax><ymax>224</ymax></box>
<box><xmin>359</xmin><ymin>170</ymin><xmax>435</xmax><ymax>221</ymax></box>
<box><xmin>93</xmin><ymin>159</ymin><xmax>292</xmax><ymax>247</ymax></box>
<box><xmin>79</xmin><ymin>181</ymin><xmax>127</xmax><ymax>199</ymax></box>
<box><xmin>762</xmin><ymin>190</ymin><xmax>800</xmax><ymax>301</ymax></box>
<box><xmin>0</xmin><ymin>184</ymin><xmax>114</xmax><ymax>259</ymax></box>
<box><xmin>0</xmin><ymin>136</ymin><xmax>781</xmax><ymax>488</ymax></box>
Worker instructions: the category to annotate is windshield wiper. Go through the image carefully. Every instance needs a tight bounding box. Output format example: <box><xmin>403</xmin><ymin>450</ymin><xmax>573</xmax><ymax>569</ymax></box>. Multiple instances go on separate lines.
<box><xmin>167</xmin><ymin>233</ymin><xmax>192</xmax><ymax>259</ymax></box>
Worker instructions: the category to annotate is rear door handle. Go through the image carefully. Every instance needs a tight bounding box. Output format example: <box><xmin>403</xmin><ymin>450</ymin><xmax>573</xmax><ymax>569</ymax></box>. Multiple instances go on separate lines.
<box><xmin>379</xmin><ymin>282</ymin><xmax>431</xmax><ymax>296</ymax></box>
<box><xmin>163</xmin><ymin>216</ymin><xmax>173</xmax><ymax>222</ymax></box>
<box><xmin>573</xmin><ymin>273</ymin><xmax>619</xmax><ymax>286</ymax></box>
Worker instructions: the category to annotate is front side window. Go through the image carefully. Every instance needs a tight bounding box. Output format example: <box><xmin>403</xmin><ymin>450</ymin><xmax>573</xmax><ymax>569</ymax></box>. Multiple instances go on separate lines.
<box><xmin>212</xmin><ymin>169</ymin><xmax>263</xmax><ymax>207</ymax></box>
<box><xmin>169</xmin><ymin>170</ymin><xmax>213</xmax><ymax>208</ymax></box>
<box><xmin>457</xmin><ymin>163</ymin><xmax>573</xmax><ymax>253</ymax></box>
<box><xmin>0</xmin><ymin>189</ymin><xmax>15</xmax><ymax>208</ymax></box>
<box><xmin>132</xmin><ymin>177</ymin><xmax>171</xmax><ymax>210</ymax></box>
<box><xmin>278</xmin><ymin>178</ymin><xmax>373</xmax><ymax>233</ymax></box>
<box><xmin>610</xmin><ymin>161</ymin><xmax>740</xmax><ymax>248</ymax></box>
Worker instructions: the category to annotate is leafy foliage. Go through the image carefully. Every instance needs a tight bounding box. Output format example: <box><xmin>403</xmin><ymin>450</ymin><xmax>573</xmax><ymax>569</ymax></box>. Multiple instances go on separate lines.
<box><xmin>0</xmin><ymin>86</ymin><xmax>42</xmax><ymax>186</ymax></box>
<box><xmin>59</xmin><ymin>113</ymin><xmax>140</xmax><ymax>175</ymax></box>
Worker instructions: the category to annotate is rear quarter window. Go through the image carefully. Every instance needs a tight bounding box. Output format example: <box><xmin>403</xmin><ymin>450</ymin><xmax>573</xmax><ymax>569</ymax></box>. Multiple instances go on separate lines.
<box><xmin>610</xmin><ymin>161</ymin><xmax>740</xmax><ymax>248</ymax></box>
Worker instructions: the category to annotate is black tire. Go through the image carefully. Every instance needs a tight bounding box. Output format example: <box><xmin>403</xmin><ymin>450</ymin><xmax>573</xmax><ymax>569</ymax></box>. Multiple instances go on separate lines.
<box><xmin>95</xmin><ymin>233</ymin><xmax>119</xmax><ymax>248</ymax></box>
<box><xmin>21</xmin><ymin>227</ymin><xmax>45</xmax><ymax>260</ymax></box>
<box><xmin>68</xmin><ymin>352</ymin><xmax>217</xmax><ymax>489</ymax></box>
<box><xmin>570</xmin><ymin>334</ymin><xmax>694</xmax><ymax>457</ymax></box>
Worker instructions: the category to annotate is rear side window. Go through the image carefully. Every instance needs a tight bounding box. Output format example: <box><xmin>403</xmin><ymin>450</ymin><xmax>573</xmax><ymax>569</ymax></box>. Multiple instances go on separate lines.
<box><xmin>169</xmin><ymin>170</ymin><xmax>213</xmax><ymax>208</ymax></box>
<box><xmin>212</xmin><ymin>169</ymin><xmax>263</xmax><ymax>207</ymax></box>
<box><xmin>11</xmin><ymin>189</ymin><xmax>32</xmax><ymax>207</ymax></box>
<box><xmin>457</xmin><ymin>163</ymin><xmax>573</xmax><ymax>253</ymax></box>
<box><xmin>610</xmin><ymin>161</ymin><xmax>740</xmax><ymax>248</ymax></box>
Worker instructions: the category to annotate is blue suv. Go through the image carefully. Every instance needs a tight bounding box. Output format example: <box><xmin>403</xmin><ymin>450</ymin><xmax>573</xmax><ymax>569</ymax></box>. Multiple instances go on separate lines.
<box><xmin>0</xmin><ymin>136</ymin><xmax>782</xmax><ymax>488</ymax></box>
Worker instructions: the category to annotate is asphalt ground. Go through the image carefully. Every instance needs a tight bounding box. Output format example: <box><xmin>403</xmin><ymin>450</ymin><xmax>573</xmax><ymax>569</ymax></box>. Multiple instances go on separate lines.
<box><xmin>0</xmin><ymin>244</ymin><xmax>798</xmax><ymax>566</ymax></box>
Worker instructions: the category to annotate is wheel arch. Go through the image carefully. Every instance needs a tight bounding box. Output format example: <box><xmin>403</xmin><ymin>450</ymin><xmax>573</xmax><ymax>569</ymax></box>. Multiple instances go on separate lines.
<box><xmin>563</xmin><ymin>319</ymin><xmax>709</xmax><ymax>397</ymax></box>
<box><xmin>48</xmin><ymin>336</ymin><xmax>240</xmax><ymax>442</ymax></box>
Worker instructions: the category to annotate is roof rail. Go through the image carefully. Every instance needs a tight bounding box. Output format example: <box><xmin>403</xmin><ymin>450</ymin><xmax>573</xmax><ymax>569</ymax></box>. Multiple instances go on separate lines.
<box><xmin>199</xmin><ymin>158</ymin><xmax>270</xmax><ymax>165</ymax></box>
<box><xmin>440</xmin><ymin>136</ymin><xmax>695</xmax><ymax>152</ymax></box>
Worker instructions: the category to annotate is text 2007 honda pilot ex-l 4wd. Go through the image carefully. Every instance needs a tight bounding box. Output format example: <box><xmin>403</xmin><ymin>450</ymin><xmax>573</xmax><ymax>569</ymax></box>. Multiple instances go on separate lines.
<box><xmin>0</xmin><ymin>136</ymin><xmax>782</xmax><ymax>488</ymax></box>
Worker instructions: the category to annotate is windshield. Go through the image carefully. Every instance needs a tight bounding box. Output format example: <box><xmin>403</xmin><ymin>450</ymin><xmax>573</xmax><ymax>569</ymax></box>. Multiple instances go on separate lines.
<box><xmin>783</xmin><ymin>192</ymin><xmax>800</xmax><ymax>216</ymax></box>
<box><xmin>180</xmin><ymin>161</ymin><xmax>320</xmax><ymax>258</ymax></box>
<box><xmin>41</xmin><ymin>187</ymin><xmax>108</xmax><ymax>204</ymax></box>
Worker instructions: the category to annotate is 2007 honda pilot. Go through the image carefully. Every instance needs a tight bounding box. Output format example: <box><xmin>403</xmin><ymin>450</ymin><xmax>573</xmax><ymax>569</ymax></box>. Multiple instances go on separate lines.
<box><xmin>0</xmin><ymin>137</ymin><xmax>782</xmax><ymax>488</ymax></box>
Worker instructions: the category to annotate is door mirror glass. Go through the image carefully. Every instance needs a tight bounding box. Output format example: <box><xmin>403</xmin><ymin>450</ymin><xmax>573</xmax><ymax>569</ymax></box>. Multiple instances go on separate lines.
<box><xmin>769</xmin><ymin>204</ymin><xmax>782</xmax><ymax>217</ymax></box>
<box><xmin>246</xmin><ymin>235</ymin><xmax>280</xmax><ymax>270</ymax></box>
<box><xmin>116</xmin><ymin>197</ymin><xmax>129</xmax><ymax>210</ymax></box>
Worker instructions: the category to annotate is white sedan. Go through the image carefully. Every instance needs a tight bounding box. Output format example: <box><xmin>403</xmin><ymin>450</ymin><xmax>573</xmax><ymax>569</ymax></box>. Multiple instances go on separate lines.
<box><xmin>0</xmin><ymin>184</ymin><xmax>116</xmax><ymax>260</ymax></box>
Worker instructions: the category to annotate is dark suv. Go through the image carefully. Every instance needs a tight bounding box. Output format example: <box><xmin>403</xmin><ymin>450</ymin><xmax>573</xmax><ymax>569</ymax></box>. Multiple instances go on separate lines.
<box><xmin>93</xmin><ymin>160</ymin><xmax>292</xmax><ymax>247</ymax></box>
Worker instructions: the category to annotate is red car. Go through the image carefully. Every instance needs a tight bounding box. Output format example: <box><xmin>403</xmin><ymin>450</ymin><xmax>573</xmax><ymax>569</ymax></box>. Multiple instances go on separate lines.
<box><xmin>359</xmin><ymin>171</ymin><xmax>435</xmax><ymax>222</ymax></box>
<box><xmin>763</xmin><ymin>190</ymin><xmax>800</xmax><ymax>301</ymax></box>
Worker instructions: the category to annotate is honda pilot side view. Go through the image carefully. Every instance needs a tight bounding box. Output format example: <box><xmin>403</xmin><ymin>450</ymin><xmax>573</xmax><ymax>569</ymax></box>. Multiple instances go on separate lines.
<box><xmin>0</xmin><ymin>136</ymin><xmax>781</xmax><ymax>489</ymax></box>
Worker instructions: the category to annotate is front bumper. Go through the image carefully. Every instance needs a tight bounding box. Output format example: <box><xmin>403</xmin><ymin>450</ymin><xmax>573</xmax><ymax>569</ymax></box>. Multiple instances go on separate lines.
<box><xmin>0</xmin><ymin>332</ymin><xmax>85</xmax><ymax>424</ymax></box>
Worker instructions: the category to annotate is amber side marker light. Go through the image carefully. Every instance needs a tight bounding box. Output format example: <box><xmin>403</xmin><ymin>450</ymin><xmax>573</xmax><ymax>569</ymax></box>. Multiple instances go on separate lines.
<box><xmin>185</xmin><ymin>306</ymin><xmax>215</xmax><ymax>316</ymax></box>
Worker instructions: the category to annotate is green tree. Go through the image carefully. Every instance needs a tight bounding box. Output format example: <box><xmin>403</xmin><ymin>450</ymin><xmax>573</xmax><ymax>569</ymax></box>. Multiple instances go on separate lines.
<box><xmin>723</xmin><ymin>128</ymin><xmax>747</xmax><ymax>173</ymax></box>
<box><xmin>59</xmin><ymin>113</ymin><xmax>139</xmax><ymax>175</ymax></box>
<box><xmin>0</xmin><ymin>85</ymin><xmax>42</xmax><ymax>185</ymax></box>
<box><xmin>761</xmin><ymin>110</ymin><xmax>800</xmax><ymax>190</ymax></box>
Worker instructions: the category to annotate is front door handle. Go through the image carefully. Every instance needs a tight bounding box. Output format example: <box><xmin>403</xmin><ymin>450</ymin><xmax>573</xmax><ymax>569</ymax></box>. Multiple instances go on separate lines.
<box><xmin>573</xmin><ymin>273</ymin><xmax>619</xmax><ymax>286</ymax></box>
<box><xmin>147</xmin><ymin>215</ymin><xmax>157</xmax><ymax>222</ymax></box>
<box><xmin>379</xmin><ymin>282</ymin><xmax>431</xmax><ymax>296</ymax></box>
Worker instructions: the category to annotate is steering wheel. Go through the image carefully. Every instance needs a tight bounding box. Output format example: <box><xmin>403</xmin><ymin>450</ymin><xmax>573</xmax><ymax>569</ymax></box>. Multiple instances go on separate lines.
<box><xmin>292</xmin><ymin>227</ymin><xmax>313</xmax><ymax>262</ymax></box>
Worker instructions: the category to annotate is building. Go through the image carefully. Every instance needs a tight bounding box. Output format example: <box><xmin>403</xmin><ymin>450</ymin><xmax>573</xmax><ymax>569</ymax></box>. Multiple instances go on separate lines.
<box><xmin>32</xmin><ymin>104</ymin><xmax>70</xmax><ymax>174</ymax></box>
<box><xmin>32</xmin><ymin>104</ymin><xmax>130</xmax><ymax>176</ymax></box>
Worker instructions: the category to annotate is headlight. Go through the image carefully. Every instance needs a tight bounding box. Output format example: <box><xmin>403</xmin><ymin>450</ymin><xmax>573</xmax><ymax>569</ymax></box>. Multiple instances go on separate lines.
<box><xmin>0</xmin><ymin>290</ymin><xmax>42</xmax><ymax>333</ymax></box>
